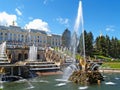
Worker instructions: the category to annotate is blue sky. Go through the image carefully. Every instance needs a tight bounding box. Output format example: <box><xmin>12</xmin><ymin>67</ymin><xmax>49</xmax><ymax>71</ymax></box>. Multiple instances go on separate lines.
<box><xmin>0</xmin><ymin>0</ymin><xmax>120</xmax><ymax>39</ymax></box>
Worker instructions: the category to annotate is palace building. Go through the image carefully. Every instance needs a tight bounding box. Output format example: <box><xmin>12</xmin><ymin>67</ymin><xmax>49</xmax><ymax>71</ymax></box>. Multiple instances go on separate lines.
<box><xmin>0</xmin><ymin>25</ymin><xmax>62</xmax><ymax>62</ymax></box>
<box><xmin>0</xmin><ymin>25</ymin><xmax>62</xmax><ymax>48</ymax></box>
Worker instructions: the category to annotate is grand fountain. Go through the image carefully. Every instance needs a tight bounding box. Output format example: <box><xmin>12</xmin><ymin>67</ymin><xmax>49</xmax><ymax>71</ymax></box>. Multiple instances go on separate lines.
<box><xmin>61</xmin><ymin>0</ymin><xmax>104</xmax><ymax>85</ymax></box>
<box><xmin>0</xmin><ymin>1</ymin><xmax>119</xmax><ymax>90</ymax></box>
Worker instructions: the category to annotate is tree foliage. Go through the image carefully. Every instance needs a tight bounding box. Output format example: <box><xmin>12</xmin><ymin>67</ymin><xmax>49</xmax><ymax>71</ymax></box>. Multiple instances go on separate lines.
<box><xmin>62</xmin><ymin>28</ymin><xmax>71</xmax><ymax>48</ymax></box>
<box><xmin>76</xmin><ymin>30</ymin><xmax>120</xmax><ymax>59</ymax></box>
<box><xmin>77</xmin><ymin>30</ymin><xmax>94</xmax><ymax>57</ymax></box>
<box><xmin>95</xmin><ymin>35</ymin><xmax>120</xmax><ymax>58</ymax></box>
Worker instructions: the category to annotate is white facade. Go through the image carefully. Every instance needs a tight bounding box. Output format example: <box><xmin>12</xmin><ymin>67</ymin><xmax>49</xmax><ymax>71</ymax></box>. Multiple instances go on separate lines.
<box><xmin>47</xmin><ymin>34</ymin><xmax>62</xmax><ymax>47</ymax></box>
<box><xmin>0</xmin><ymin>25</ymin><xmax>62</xmax><ymax>47</ymax></box>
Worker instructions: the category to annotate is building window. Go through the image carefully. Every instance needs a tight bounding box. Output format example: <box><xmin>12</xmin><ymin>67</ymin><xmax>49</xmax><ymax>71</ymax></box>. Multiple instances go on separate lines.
<box><xmin>24</xmin><ymin>54</ymin><xmax>28</xmax><ymax>59</ymax></box>
<box><xmin>18</xmin><ymin>34</ymin><xmax>20</xmax><ymax>41</ymax></box>
<box><xmin>0</xmin><ymin>32</ymin><xmax>3</xmax><ymax>35</ymax></box>
<box><xmin>18</xmin><ymin>53</ymin><xmax>22</xmax><ymax>61</ymax></box>
<box><xmin>21</xmin><ymin>35</ymin><xmax>24</xmax><ymax>42</ymax></box>
<box><xmin>5</xmin><ymin>33</ymin><xmax>8</xmax><ymax>41</ymax></box>
<box><xmin>37</xmin><ymin>54</ymin><xmax>40</xmax><ymax>59</ymax></box>
<box><xmin>9</xmin><ymin>33</ymin><xmax>12</xmax><ymax>41</ymax></box>
<box><xmin>0</xmin><ymin>32</ymin><xmax>3</xmax><ymax>41</ymax></box>
<box><xmin>56</xmin><ymin>42</ymin><xmax>58</xmax><ymax>46</ymax></box>
<box><xmin>52</xmin><ymin>41</ymin><xmax>54</xmax><ymax>45</ymax></box>
<box><xmin>38</xmin><ymin>40</ymin><xmax>39</xmax><ymax>42</ymax></box>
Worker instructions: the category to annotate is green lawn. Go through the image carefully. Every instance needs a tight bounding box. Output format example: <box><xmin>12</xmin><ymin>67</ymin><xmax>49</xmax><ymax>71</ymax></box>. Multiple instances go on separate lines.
<box><xmin>101</xmin><ymin>62</ymin><xmax>120</xmax><ymax>69</ymax></box>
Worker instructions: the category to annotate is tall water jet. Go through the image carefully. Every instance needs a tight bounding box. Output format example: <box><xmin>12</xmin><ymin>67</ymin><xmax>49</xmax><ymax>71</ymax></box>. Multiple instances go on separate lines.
<box><xmin>28</xmin><ymin>45</ymin><xmax>37</xmax><ymax>61</ymax></box>
<box><xmin>61</xmin><ymin>0</ymin><xmax>84</xmax><ymax>81</ymax></box>
<box><xmin>69</xmin><ymin>1</ymin><xmax>104</xmax><ymax>85</ymax></box>
<box><xmin>62</xmin><ymin>64</ymin><xmax>78</xmax><ymax>81</ymax></box>
<box><xmin>27</xmin><ymin>28</ymin><xmax>37</xmax><ymax>61</ymax></box>
<box><xmin>72</xmin><ymin>0</ymin><xmax>86</xmax><ymax>70</ymax></box>
<box><xmin>0</xmin><ymin>42</ymin><xmax>6</xmax><ymax>54</ymax></box>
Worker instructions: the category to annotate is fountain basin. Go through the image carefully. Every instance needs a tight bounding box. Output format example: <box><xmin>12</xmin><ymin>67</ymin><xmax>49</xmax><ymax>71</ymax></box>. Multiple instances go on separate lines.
<box><xmin>69</xmin><ymin>70</ymin><xmax>104</xmax><ymax>84</ymax></box>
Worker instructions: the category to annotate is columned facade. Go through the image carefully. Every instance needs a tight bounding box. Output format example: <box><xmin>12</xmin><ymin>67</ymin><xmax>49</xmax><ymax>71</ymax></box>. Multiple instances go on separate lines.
<box><xmin>0</xmin><ymin>25</ymin><xmax>62</xmax><ymax>63</ymax></box>
<box><xmin>0</xmin><ymin>25</ymin><xmax>62</xmax><ymax>48</ymax></box>
<box><xmin>6</xmin><ymin>48</ymin><xmax>46</xmax><ymax>63</ymax></box>
<box><xmin>47</xmin><ymin>34</ymin><xmax>62</xmax><ymax>48</ymax></box>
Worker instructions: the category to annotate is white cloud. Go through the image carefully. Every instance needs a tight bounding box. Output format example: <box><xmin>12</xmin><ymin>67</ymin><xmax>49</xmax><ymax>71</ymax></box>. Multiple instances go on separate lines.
<box><xmin>106</xmin><ymin>25</ymin><xmax>115</xmax><ymax>32</ymax></box>
<box><xmin>56</xmin><ymin>17</ymin><xmax>69</xmax><ymax>27</ymax></box>
<box><xmin>43</xmin><ymin>0</ymin><xmax>54</xmax><ymax>4</ymax></box>
<box><xmin>15</xmin><ymin>8</ymin><xmax>22</xmax><ymax>16</ymax></box>
<box><xmin>0</xmin><ymin>11</ymin><xmax>17</xmax><ymax>26</ymax></box>
<box><xmin>25</xmin><ymin>19</ymin><xmax>50</xmax><ymax>32</ymax></box>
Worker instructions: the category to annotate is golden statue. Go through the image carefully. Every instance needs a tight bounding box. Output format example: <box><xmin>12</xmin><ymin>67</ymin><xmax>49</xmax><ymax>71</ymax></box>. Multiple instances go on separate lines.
<box><xmin>80</xmin><ymin>58</ymin><xmax>86</xmax><ymax>71</ymax></box>
<box><xmin>0</xmin><ymin>67</ymin><xmax>5</xmax><ymax>73</ymax></box>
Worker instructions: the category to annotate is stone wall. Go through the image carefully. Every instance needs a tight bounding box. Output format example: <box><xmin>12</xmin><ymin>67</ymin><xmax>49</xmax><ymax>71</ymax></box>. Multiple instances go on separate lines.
<box><xmin>6</xmin><ymin>47</ymin><xmax>46</xmax><ymax>63</ymax></box>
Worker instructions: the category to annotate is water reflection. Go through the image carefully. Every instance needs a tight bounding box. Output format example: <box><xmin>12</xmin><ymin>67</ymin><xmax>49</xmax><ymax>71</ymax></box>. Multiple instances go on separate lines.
<box><xmin>2</xmin><ymin>73</ymin><xmax>120</xmax><ymax>90</ymax></box>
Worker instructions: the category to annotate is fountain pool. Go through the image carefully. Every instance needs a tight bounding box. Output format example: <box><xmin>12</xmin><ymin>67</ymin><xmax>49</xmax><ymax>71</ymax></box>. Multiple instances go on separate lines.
<box><xmin>1</xmin><ymin>73</ymin><xmax>120</xmax><ymax>90</ymax></box>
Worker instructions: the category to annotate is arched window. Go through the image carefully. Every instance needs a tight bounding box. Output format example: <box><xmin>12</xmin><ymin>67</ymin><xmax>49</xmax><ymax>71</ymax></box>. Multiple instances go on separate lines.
<box><xmin>24</xmin><ymin>53</ymin><xmax>28</xmax><ymax>59</ymax></box>
<box><xmin>37</xmin><ymin>54</ymin><xmax>40</xmax><ymax>59</ymax></box>
<box><xmin>18</xmin><ymin>53</ymin><xmax>22</xmax><ymax>61</ymax></box>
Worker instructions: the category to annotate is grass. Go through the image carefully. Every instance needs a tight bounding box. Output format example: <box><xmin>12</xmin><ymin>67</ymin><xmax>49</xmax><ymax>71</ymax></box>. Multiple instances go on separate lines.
<box><xmin>96</xmin><ymin>55</ymin><xmax>120</xmax><ymax>69</ymax></box>
<box><xmin>53</xmin><ymin>48</ymin><xmax>120</xmax><ymax>69</ymax></box>
<box><xmin>96</xmin><ymin>55</ymin><xmax>112</xmax><ymax>61</ymax></box>
<box><xmin>101</xmin><ymin>62</ymin><xmax>120</xmax><ymax>69</ymax></box>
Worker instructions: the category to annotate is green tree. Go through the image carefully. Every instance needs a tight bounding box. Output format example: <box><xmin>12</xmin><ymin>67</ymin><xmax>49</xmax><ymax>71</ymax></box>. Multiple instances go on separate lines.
<box><xmin>110</xmin><ymin>37</ymin><xmax>119</xmax><ymax>58</ymax></box>
<box><xmin>95</xmin><ymin>35</ymin><xmax>107</xmax><ymax>56</ymax></box>
<box><xmin>105</xmin><ymin>35</ymin><xmax>111</xmax><ymax>56</ymax></box>
<box><xmin>85</xmin><ymin>32</ymin><xmax>94</xmax><ymax>56</ymax></box>
<box><xmin>77</xmin><ymin>30</ymin><xmax>93</xmax><ymax>57</ymax></box>
<box><xmin>62</xmin><ymin>28</ymin><xmax>71</xmax><ymax>48</ymax></box>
